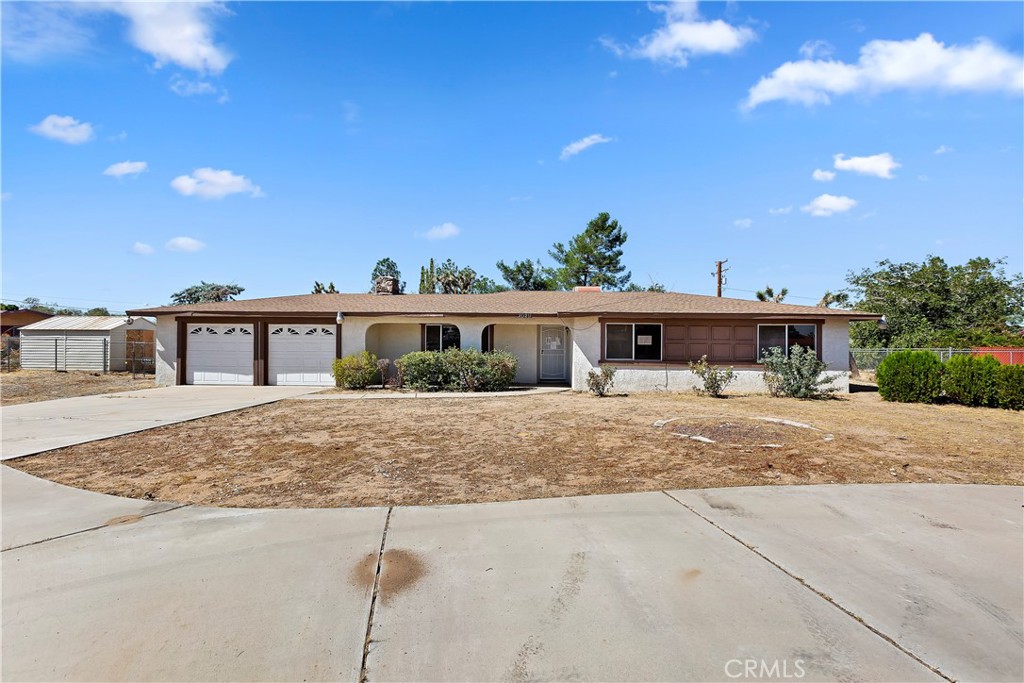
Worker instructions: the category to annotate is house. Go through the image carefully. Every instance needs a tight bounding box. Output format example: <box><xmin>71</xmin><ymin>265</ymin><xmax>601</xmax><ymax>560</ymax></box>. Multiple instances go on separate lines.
<box><xmin>19</xmin><ymin>316</ymin><xmax>156</xmax><ymax>372</ymax></box>
<box><xmin>0</xmin><ymin>309</ymin><xmax>54</xmax><ymax>336</ymax></box>
<box><xmin>128</xmin><ymin>289</ymin><xmax>879</xmax><ymax>392</ymax></box>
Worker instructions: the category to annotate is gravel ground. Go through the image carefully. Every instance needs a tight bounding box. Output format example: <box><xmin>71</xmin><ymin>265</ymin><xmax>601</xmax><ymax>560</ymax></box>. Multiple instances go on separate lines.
<box><xmin>0</xmin><ymin>370</ymin><xmax>155</xmax><ymax>405</ymax></box>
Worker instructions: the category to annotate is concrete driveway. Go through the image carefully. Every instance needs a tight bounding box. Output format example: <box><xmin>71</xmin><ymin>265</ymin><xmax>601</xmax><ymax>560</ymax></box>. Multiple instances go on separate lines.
<box><xmin>2</xmin><ymin>467</ymin><xmax>1020</xmax><ymax>683</ymax></box>
<box><xmin>0</xmin><ymin>385</ymin><xmax>317</xmax><ymax>460</ymax></box>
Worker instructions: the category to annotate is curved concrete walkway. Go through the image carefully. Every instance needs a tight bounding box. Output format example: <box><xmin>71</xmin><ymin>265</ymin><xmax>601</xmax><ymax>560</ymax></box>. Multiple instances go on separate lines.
<box><xmin>2</xmin><ymin>466</ymin><xmax>1020</xmax><ymax>683</ymax></box>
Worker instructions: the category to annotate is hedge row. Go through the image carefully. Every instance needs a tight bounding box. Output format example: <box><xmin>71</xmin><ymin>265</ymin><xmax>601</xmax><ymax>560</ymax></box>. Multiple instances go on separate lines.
<box><xmin>876</xmin><ymin>350</ymin><xmax>1024</xmax><ymax>410</ymax></box>
<box><xmin>333</xmin><ymin>348</ymin><xmax>519</xmax><ymax>392</ymax></box>
<box><xmin>396</xmin><ymin>348</ymin><xmax>518</xmax><ymax>392</ymax></box>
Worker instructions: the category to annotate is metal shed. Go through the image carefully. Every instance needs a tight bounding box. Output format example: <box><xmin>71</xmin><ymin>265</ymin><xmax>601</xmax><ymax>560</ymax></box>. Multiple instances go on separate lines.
<box><xmin>19</xmin><ymin>316</ymin><xmax>156</xmax><ymax>372</ymax></box>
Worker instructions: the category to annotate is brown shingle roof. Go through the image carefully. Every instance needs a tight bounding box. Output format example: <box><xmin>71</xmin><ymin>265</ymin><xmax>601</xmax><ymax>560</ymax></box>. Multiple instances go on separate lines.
<box><xmin>128</xmin><ymin>291</ymin><xmax>879</xmax><ymax>319</ymax></box>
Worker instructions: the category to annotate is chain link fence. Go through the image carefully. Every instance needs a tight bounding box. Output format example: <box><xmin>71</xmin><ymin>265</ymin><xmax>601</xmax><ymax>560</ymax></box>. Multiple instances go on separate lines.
<box><xmin>2</xmin><ymin>336</ymin><xmax>155</xmax><ymax>376</ymax></box>
<box><xmin>851</xmin><ymin>347</ymin><xmax>1024</xmax><ymax>372</ymax></box>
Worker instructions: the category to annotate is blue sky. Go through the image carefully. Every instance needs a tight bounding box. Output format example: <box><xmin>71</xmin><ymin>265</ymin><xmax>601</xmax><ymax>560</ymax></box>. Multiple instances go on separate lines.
<box><xmin>2</xmin><ymin>1</ymin><xmax>1022</xmax><ymax>311</ymax></box>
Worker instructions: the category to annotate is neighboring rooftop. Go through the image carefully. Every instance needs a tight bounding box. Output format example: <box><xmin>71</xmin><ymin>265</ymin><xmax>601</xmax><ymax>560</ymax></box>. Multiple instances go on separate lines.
<box><xmin>128</xmin><ymin>291</ymin><xmax>879</xmax><ymax>319</ymax></box>
<box><xmin>20</xmin><ymin>316</ymin><xmax>141</xmax><ymax>332</ymax></box>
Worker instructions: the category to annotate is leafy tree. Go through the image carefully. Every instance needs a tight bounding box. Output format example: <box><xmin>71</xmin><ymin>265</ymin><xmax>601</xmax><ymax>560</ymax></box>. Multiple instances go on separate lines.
<box><xmin>818</xmin><ymin>290</ymin><xmax>851</xmax><ymax>308</ymax></box>
<box><xmin>85</xmin><ymin>307</ymin><xmax>111</xmax><ymax>316</ymax></box>
<box><xmin>847</xmin><ymin>256</ymin><xmax>1024</xmax><ymax>348</ymax></box>
<box><xmin>495</xmin><ymin>259</ymin><xmax>556</xmax><ymax>291</ymax></box>
<box><xmin>549</xmin><ymin>212</ymin><xmax>631</xmax><ymax>290</ymax></box>
<box><xmin>624</xmin><ymin>280</ymin><xmax>667</xmax><ymax>292</ymax></box>
<box><xmin>419</xmin><ymin>258</ymin><xmax>438</xmax><ymax>294</ymax></box>
<box><xmin>370</xmin><ymin>258</ymin><xmax>405</xmax><ymax>293</ymax></box>
<box><xmin>170</xmin><ymin>282</ymin><xmax>245</xmax><ymax>305</ymax></box>
<box><xmin>1</xmin><ymin>303</ymin><xmax>19</xmax><ymax>312</ymax></box>
<box><xmin>756</xmin><ymin>285</ymin><xmax>788</xmax><ymax>303</ymax></box>
<box><xmin>470</xmin><ymin>277</ymin><xmax>508</xmax><ymax>294</ymax></box>
<box><xmin>312</xmin><ymin>281</ymin><xmax>338</xmax><ymax>294</ymax></box>
<box><xmin>435</xmin><ymin>259</ymin><xmax>480</xmax><ymax>294</ymax></box>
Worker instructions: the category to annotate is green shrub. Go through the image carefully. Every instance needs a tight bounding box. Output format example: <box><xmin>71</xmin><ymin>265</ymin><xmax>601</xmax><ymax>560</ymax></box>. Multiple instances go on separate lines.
<box><xmin>586</xmin><ymin>365</ymin><xmax>616</xmax><ymax>397</ymax></box>
<box><xmin>396</xmin><ymin>348</ymin><xmax>519</xmax><ymax>392</ymax></box>
<box><xmin>942</xmin><ymin>354</ymin><xmax>1000</xmax><ymax>407</ymax></box>
<box><xmin>994</xmin><ymin>364</ymin><xmax>1024</xmax><ymax>410</ymax></box>
<box><xmin>332</xmin><ymin>351</ymin><xmax>379</xmax><ymax>389</ymax></box>
<box><xmin>689</xmin><ymin>355</ymin><xmax>735</xmax><ymax>398</ymax></box>
<box><xmin>876</xmin><ymin>350</ymin><xmax>942</xmax><ymax>403</ymax></box>
<box><xmin>760</xmin><ymin>345</ymin><xmax>838</xmax><ymax>399</ymax></box>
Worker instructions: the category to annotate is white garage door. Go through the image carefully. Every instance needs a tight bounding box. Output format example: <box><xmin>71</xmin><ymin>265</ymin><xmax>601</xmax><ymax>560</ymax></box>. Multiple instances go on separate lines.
<box><xmin>268</xmin><ymin>325</ymin><xmax>335</xmax><ymax>386</ymax></box>
<box><xmin>187</xmin><ymin>324</ymin><xmax>254</xmax><ymax>385</ymax></box>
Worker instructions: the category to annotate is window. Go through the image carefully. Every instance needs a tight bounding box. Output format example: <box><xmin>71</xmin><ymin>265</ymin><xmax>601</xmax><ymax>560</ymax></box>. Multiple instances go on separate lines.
<box><xmin>757</xmin><ymin>324</ymin><xmax>817</xmax><ymax>359</ymax></box>
<box><xmin>605</xmin><ymin>323</ymin><xmax>663</xmax><ymax>361</ymax></box>
<box><xmin>481</xmin><ymin>325</ymin><xmax>494</xmax><ymax>353</ymax></box>
<box><xmin>423</xmin><ymin>324</ymin><xmax>460</xmax><ymax>351</ymax></box>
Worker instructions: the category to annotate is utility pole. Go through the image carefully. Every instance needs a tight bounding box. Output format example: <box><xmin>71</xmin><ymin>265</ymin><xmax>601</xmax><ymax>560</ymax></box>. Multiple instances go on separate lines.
<box><xmin>713</xmin><ymin>259</ymin><xmax>729</xmax><ymax>297</ymax></box>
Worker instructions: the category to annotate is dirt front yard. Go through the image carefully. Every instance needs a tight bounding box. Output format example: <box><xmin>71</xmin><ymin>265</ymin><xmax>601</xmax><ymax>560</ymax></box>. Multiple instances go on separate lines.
<box><xmin>0</xmin><ymin>370</ymin><xmax>155</xmax><ymax>405</ymax></box>
<box><xmin>10</xmin><ymin>390</ymin><xmax>1021</xmax><ymax>508</ymax></box>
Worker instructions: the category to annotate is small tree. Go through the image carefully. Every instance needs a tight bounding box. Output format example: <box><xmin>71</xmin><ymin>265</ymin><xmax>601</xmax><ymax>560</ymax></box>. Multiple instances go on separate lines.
<box><xmin>550</xmin><ymin>212</ymin><xmax>631</xmax><ymax>290</ymax></box>
<box><xmin>756</xmin><ymin>285</ymin><xmax>788</xmax><ymax>303</ymax></box>
<box><xmin>419</xmin><ymin>258</ymin><xmax>438</xmax><ymax>294</ymax></box>
<box><xmin>312</xmin><ymin>281</ymin><xmax>338</xmax><ymax>294</ymax></box>
<box><xmin>586</xmin><ymin>366</ymin><xmax>617</xmax><ymax>397</ymax></box>
<box><xmin>817</xmin><ymin>290</ymin><xmax>850</xmax><ymax>308</ymax></box>
<box><xmin>689</xmin><ymin>356</ymin><xmax>735</xmax><ymax>398</ymax></box>
<box><xmin>760</xmin><ymin>345</ymin><xmax>838</xmax><ymax>398</ymax></box>
<box><xmin>436</xmin><ymin>259</ymin><xmax>479</xmax><ymax>294</ymax></box>
<box><xmin>376</xmin><ymin>358</ymin><xmax>391</xmax><ymax>388</ymax></box>
<box><xmin>170</xmin><ymin>282</ymin><xmax>245</xmax><ymax>305</ymax></box>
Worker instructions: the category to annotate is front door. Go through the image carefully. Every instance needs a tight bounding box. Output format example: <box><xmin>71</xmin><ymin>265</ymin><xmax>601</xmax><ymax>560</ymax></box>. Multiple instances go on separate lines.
<box><xmin>540</xmin><ymin>326</ymin><xmax>566</xmax><ymax>381</ymax></box>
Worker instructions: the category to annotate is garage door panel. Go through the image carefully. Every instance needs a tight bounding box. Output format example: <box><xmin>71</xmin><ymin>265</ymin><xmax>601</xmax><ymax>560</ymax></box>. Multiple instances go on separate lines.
<box><xmin>187</xmin><ymin>325</ymin><xmax>254</xmax><ymax>385</ymax></box>
<box><xmin>268</xmin><ymin>325</ymin><xmax>335</xmax><ymax>386</ymax></box>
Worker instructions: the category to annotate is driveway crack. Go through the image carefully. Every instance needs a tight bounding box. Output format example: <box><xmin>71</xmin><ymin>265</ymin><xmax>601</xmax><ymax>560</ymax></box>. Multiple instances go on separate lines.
<box><xmin>1</xmin><ymin>503</ymin><xmax>190</xmax><ymax>552</ymax></box>
<box><xmin>660</xmin><ymin>490</ymin><xmax>954</xmax><ymax>683</ymax></box>
<box><xmin>359</xmin><ymin>506</ymin><xmax>393</xmax><ymax>683</ymax></box>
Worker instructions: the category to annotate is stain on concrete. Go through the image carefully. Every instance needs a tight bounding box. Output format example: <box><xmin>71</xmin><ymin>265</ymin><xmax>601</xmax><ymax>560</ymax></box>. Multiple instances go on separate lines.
<box><xmin>104</xmin><ymin>514</ymin><xmax>142</xmax><ymax>526</ymax></box>
<box><xmin>917</xmin><ymin>513</ymin><xmax>961</xmax><ymax>531</ymax></box>
<box><xmin>378</xmin><ymin>549</ymin><xmax>426</xmax><ymax>605</ymax></box>
<box><xmin>350</xmin><ymin>551</ymin><xmax>379</xmax><ymax>595</ymax></box>
<box><xmin>700</xmin><ymin>494</ymin><xmax>751</xmax><ymax>517</ymax></box>
<box><xmin>680</xmin><ymin>568</ymin><xmax>702</xmax><ymax>584</ymax></box>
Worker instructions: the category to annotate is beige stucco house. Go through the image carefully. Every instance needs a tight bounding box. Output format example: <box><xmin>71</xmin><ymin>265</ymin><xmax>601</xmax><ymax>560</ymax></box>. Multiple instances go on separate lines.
<box><xmin>128</xmin><ymin>289</ymin><xmax>879</xmax><ymax>392</ymax></box>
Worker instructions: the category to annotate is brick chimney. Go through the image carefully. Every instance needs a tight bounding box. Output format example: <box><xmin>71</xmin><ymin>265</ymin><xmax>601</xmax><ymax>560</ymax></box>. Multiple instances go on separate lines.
<box><xmin>572</xmin><ymin>286</ymin><xmax>603</xmax><ymax>292</ymax></box>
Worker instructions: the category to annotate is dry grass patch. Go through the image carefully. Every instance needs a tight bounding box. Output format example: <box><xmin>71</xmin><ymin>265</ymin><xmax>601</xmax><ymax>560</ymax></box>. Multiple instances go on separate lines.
<box><xmin>9</xmin><ymin>391</ymin><xmax>1021</xmax><ymax>508</ymax></box>
<box><xmin>0</xmin><ymin>370</ymin><xmax>155</xmax><ymax>405</ymax></box>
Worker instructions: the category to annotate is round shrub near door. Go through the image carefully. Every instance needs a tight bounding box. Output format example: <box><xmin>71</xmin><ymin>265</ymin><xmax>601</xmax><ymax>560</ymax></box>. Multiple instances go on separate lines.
<box><xmin>876</xmin><ymin>350</ymin><xmax>943</xmax><ymax>404</ymax></box>
<box><xmin>332</xmin><ymin>351</ymin><xmax>379</xmax><ymax>389</ymax></box>
<box><xmin>396</xmin><ymin>348</ymin><xmax>518</xmax><ymax>392</ymax></box>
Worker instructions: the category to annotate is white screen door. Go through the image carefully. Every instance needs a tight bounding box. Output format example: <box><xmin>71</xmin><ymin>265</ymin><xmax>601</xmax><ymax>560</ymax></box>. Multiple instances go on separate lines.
<box><xmin>540</xmin><ymin>326</ymin><xmax>566</xmax><ymax>380</ymax></box>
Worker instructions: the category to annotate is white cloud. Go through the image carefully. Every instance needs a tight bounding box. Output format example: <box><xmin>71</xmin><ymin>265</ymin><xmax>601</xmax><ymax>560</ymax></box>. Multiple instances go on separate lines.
<box><xmin>169</xmin><ymin>75</ymin><xmax>229</xmax><ymax>102</ymax></box>
<box><xmin>29</xmin><ymin>114</ymin><xmax>94</xmax><ymax>144</ymax></box>
<box><xmin>170</xmin><ymin>168</ymin><xmax>263</xmax><ymax>199</ymax></box>
<box><xmin>744</xmin><ymin>33</ymin><xmax>1024</xmax><ymax>110</ymax></box>
<box><xmin>833</xmin><ymin>152</ymin><xmax>900</xmax><ymax>179</ymax></box>
<box><xmin>934</xmin><ymin>144</ymin><xmax>954</xmax><ymax>155</ymax></box>
<box><xmin>132</xmin><ymin>242</ymin><xmax>155</xmax><ymax>255</ymax></box>
<box><xmin>812</xmin><ymin>168</ymin><xmax>836</xmax><ymax>181</ymax></box>
<box><xmin>733</xmin><ymin>218</ymin><xmax>753</xmax><ymax>229</ymax></box>
<box><xmin>799</xmin><ymin>40</ymin><xmax>834</xmax><ymax>60</ymax></box>
<box><xmin>3</xmin><ymin>2</ymin><xmax>232</xmax><ymax>76</ymax></box>
<box><xmin>108</xmin><ymin>130</ymin><xmax>128</xmax><ymax>142</ymax></box>
<box><xmin>606</xmin><ymin>1</ymin><xmax>757</xmax><ymax>68</ymax></box>
<box><xmin>103</xmin><ymin>160</ymin><xmax>148</xmax><ymax>177</ymax></box>
<box><xmin>768</xmin><ymin>205</ymin><xmax>793</xmax><ymax>215</ymax></box>
<box><xmin>421</xmin><ymin>222</ymin><xmax>461</xmax><ymax>240</ymax></box>
<box><xmin>801</xmin><ymin>194</ymin><xmax>857</xmax><ymax>217</ymax></box>
<box><xmin>165</xmin><ymin>236</ymin><xmax>206</xmax><ymax>252</ymax></box>
<box><xmin>560</xmin><ymin>134</ymin><xmax>613</xmax><ymax>161</ymax></box>
<box><xmin>109</xmin><ymin>2</ymin><xmax>232</xmax><ymax>75</ymax></box>
<box><xmin>1</xmin><ymin>3</ymin><xmax>94</xmax><ymax>63</ymax></box>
